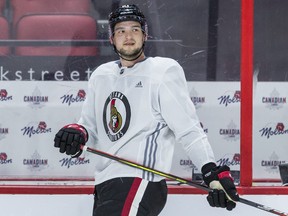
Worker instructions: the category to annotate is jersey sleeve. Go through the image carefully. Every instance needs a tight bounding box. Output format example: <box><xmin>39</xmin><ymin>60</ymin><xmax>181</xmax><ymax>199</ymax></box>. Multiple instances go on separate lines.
<box><xmin>158</xmin><ymin>61</ymin><xmax>215</xmax><ymax>170</ymax></box>
<box><xmin>78</xmin><ymin>75</ymin><xmax>98</xmax><ymax>147</ymax></box>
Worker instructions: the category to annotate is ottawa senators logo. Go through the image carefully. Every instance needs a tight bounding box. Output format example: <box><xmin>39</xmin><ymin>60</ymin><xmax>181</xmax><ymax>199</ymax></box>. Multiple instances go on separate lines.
<box><xmin>103</xmin><ymin>91</ymin><xmax>131</xmax><ymax>142</ymax></box>
<box><xmin>109</xmin><ymin>99</ymin><xmax>122</xmax><ymax>133</ymax></box>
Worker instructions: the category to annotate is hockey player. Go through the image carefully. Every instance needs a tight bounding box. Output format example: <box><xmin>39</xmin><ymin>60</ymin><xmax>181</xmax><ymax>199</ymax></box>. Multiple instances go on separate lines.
<box><xmin>54</xmin><ymin>4</ymin><xmax>239</xmax><ymax>216</ymax></box>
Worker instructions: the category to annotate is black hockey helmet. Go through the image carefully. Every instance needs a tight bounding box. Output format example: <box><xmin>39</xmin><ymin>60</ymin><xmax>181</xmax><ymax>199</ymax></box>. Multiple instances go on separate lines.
<box><xmin>108</xmin><ymin>4</ymin><xmax>147</xmax><ymax>36</ymax></box>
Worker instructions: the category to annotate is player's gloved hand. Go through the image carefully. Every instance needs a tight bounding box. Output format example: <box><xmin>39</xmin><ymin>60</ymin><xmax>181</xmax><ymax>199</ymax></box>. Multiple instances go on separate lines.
<box><xmin>54</xmin><ymin>124</ymin><xmax>88</xmax><ymax>157</ymax></box>
<box><xmin>202</xmin><ymin>162</ymin><xmax>239</xmax><ymax>211</ymax></box>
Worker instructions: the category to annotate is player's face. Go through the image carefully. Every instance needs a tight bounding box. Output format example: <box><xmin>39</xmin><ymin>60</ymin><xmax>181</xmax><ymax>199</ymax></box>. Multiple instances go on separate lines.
<box><xmin>111</xmin><ymin>21</ymin><xmax>146</xmax><ymax>60</ymax></box>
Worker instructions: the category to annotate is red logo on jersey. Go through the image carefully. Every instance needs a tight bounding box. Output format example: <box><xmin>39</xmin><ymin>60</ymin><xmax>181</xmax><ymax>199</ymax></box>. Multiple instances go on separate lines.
<box><xmin>103</xmin><ymin>91</ymin><xmax>131</xmax><ymax>142</ymax></box>
<box><xmin>108</xmin><ymin>99</ymin><xmax>122</xmax><ymax>133</ymax></box>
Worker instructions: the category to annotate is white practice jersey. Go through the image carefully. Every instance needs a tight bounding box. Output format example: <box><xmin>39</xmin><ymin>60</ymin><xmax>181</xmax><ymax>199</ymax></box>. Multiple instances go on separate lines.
<box><xmin>78</xmin><ymin>56</ymin><xmax>215</xmax><ymax>184</ymax></box>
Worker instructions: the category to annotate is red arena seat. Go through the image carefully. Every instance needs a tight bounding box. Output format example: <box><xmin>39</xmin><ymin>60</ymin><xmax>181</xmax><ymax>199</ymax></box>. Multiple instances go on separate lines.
<box><xmin>10</xmin><ymin>0</ymin><xmax>90</xmax><ymax>28</ymax></box>
<box><xmin>0</xmin><ymin>0</ymin><xmax>5</xmax><ymax>15</ymax></box>
<box><xmin>15</xmin><ymin>14</ymin><xmax>97</xmax><ymax>56</ymax></box>
<box><xmin>0</xmin><ymin>16</ymin><xmax>10</xmax><ymax>56</ymax></box>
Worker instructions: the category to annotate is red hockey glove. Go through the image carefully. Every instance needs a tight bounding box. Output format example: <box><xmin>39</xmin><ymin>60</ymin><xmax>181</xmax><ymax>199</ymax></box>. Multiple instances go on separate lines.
<box><xmin>202</xmin><ymin>162</ymin><xmax>239</xmax><ymax>211</ymax></box>
<box><xmin>54</xmin><ymin>124</ymin><xmax>88</xmax><ymax>158</ymax></box>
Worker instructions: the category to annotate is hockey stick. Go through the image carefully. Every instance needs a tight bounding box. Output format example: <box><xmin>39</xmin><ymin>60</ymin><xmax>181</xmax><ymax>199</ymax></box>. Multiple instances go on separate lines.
<box><xmin>81</xmin><ymin>145</ymin><xmax>288</xmax><ymax>216</ymax></box>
